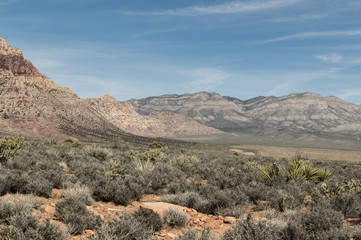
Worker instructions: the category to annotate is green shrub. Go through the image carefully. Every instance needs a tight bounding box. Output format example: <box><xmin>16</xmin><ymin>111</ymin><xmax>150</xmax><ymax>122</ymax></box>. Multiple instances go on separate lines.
<box><xmin>126</xmin><ymin>149</ymin><xmax>164</xmax><ymax>162</ymax></box>
<box><xmin>25</xmin><ymin>177</ymin><xmax>53</xmax><ymax>198</ymax></box>
<box><xmin>149</xmin><ymin>141</ymin><xmax>169</xmax><ymax>149</ymax></box>
<box><xmin>55</xmin><ymin>198</ymin><xmax>99</xmax><ymax>235</ymax></box>
<box><xmin>133</xmin><ymin>207</ymin><xmax>163</xmax><ymax>231</ymax></box>
<box><xmin>64</xmin><ymin>136</ymin><xmax>82</xmax><ymax>147</ymax></box>
<box><xmin>0</xmin><ymin>169</ymin><xmax>28</xmax><ymax>195</ymax></box>
<box><xmin>0</xmin><ymin>136</ymin><xmax>25</xmax><ymax>163</ymax></box>
<box><xmin>104</xmin><ymin>159</ymin><xmax>123</xmax><ymax>179</ymax></box>
<box><xmin>91</xmin><ymin>213</ymin><xmax>153</xmax><ymax>240</ymax></box>
<box><xmin>170</xmin><ymin>155</ymin><xmax>200</xmax><ymax>168</ymax></box>
<box><xmin>163</xmin><ymin>208</ymin><xmax>189</xmax><ymax>227</ymax></box>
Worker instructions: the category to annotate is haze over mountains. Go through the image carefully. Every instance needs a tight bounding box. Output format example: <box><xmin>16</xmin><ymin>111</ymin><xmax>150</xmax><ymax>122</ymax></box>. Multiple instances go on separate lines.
<box><xmin>1</xmin><ymin>36</ymin><xmax>361</xmax><ymax>144</ymax></box>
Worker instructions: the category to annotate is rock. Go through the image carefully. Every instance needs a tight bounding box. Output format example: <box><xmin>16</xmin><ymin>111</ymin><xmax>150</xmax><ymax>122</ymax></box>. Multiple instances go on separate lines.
<box><xmin>44</xmin><ymin>205</ymin><xmax>55</xmax><ymax>215</ymax></box>
<box><xmin>167</xmin><ymin>233</ymin><xmax>177</xmax><ymax>239</ymax></box>
<box><xmin>223</xmin><ymin>216</ymin><xmax>237</xmax><ymax>224</ymax></box>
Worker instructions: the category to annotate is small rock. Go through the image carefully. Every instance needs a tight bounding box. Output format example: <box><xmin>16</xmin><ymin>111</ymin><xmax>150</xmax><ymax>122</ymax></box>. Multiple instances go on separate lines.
<box><xmin>217</xmin><ymin>216</ymin><xmax>224</xmax><ymax>221</ymax></box>
<box><xmin>159</xmin><ymin>233</ymin><xmax>166</xmax><ymax>237</ymax></box>
<box><xmin>50</xmin><ymin>203</ymin><xmax>55</xmax><ymax>207</ymax></box>
<box><xmin>44</xmin><ymin>205</ymin><xmax>55</xmax><ymax>215</ymax></box>
<box><xmin>223</xmin><ymin>216</ymin><xmax>237</xmax><ymax>224</ymax></box>
<box><xmin>167</xmin><ymin>233</ymin><xmax>177</xmax><ymax>239</ymax></box>
<box><xmin>83</xmin><ymin>230</ymin><xmax>96</xmax><ymax>236</ymax></box>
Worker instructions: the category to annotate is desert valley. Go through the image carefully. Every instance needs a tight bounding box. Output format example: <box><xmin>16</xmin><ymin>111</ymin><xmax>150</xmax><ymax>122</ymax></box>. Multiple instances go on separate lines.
<box><xmin>0</xmin><ymin>34</ymin><xmax>361</xmax><ymax>240</ymax></box>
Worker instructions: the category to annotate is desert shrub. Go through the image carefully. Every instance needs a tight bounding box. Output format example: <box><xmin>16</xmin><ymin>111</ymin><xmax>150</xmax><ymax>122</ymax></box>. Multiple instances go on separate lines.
<box><xmin>149</xmin><ymin>141</ymin><xmax>169</xmax><ymax>150</ymax></box>
<box><xmin>163</xmin><ymin>192</ymin><xmax>209</xmax><ymax>211</ymax></box>
<box><xmin>0</xmin><ymin>194</ymin><xmax>38</xmax><ymax>224</ymax></box>
<box><xmin>329</xmin><ymin>194</ymin><xmax>361</xmax><ymax>218</ymax></box>
<box><xmin>0</xmin><ymin>169</ymin><xmax>28</xmax><ymax>195</ymax></box>
<box><xmin>133</xmin><ymin>207</ymin><xmax>163</xmax><ymax>231</ymax></box>
<box><xmin>0</xmin><ymin>135</ymin><xmax>25</xmax><ymax>163</ymax></box>
<box><xmin>163</xmin><ymin>208</ymin><xmax>189</xmax><ymax>227</ymax></box>
<box><xmin>91</xmin><ymin>176</ymin><xmax>144</xmax><ymax>205</ymax></box>
<box><xmin>25</xmin><ymin>177</ymin><xmax>53</xmax><ymax>198</ymax></box>
<box><xmin>83</xmin><ymin>146</ymin><xmax>112</xmax><ymax>161</ymax></box>
<box><xmin>324</xmin><ymin>179</ymin><xmax>361</xmax><ymax>196</ymax></box>
<box><xmin>91</xmin><ymin>213</ymin><xmax>153</xmax><ymax>240</ymax></box>
<box><xmin>170</xmin><ymin>155</ymin><xmax>200</xmax><ymax>168</ymax></box>
<box><xmin>62</xmin><ymin>183</ymin><xmax>94</xmax><ymax>205</ymax></box>
<box><xmin>29</xmin><ymin>168</ymin><xmax>64</xmax><ymax>189</ymax></box>
<box><xmin>64</xmin><ymin>136</ymin><xmax>82</xmax><ymax>147</ymax></box>
<box><xmin>104</xmin><ymin>159</ymin><xmax>123</xmax><ymax>179</ymax></box>
<box><xmin>177</xmin><ymin>228</ymin><xmax>213</xmax><ymax>240</ymax></box>
<box><xmin>55</xmin><ymin>198</ymin><xmax>99</xmax><ymax>235</ymax></box>
<box><xmin>286</xmin><ymin>207</ymin><xmax>350</xmax><ymax>240</ymax></box>
<box><xmin>222</xmin><ymin>216</ymin><xmax>284</xmax><ymax>240</ymax></box>
<box><xmin>126</xmin><ymin>149</ymin><xmax>164</xmax><ymax>162</ymax></box>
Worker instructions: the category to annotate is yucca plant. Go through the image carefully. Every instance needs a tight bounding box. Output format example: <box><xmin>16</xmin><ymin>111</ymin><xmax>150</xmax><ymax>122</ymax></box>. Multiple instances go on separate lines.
<box><xmin>316</xmin><ymin>168</ymin><xmax>332</xmax><ymax>182</ymax></box>
<box><xmin>258</xmin><ymin>163</ymin><xmax>279</xmax><ymax>181</ymax></box>
<box><xmin>132</xmin><ymin>159</ymin><xmax>154</xmax><ymax>172</ymax></box>
<box><xmin>301</xmin><ymin>162</ymin><xmax>319</xmax><ymax>180</ymax></box>
<box><xmin>284</xmin><ymin>159</ymin><xmax>304</xmax><ymax>180</ymax></box>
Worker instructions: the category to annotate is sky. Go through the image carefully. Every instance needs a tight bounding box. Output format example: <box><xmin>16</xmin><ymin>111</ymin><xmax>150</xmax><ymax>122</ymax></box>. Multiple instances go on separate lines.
<box><xmin>1</xmin><ymin>0</ymin><xmax>361</xmax><ymax>104</ymax></box>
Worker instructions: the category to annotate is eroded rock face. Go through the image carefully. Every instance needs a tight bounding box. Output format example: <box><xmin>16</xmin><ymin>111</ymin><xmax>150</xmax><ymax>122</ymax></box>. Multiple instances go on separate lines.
<box><xmin>0</xmin><ymin>37</ymin><xmax>42</xmax><ymax>77</ymax></box>
<box><xmin>129</xmin><ymin>92</ymin><xmax>361</xmax><ymax>140</ymax></box>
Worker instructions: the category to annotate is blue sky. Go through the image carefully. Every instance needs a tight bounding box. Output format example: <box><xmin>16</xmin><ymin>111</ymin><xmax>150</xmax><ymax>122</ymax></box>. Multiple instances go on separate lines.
<box><xmin>1</xmin><ymin>0</ymin><xmax>361</xmax><ymax>104</ymax></box>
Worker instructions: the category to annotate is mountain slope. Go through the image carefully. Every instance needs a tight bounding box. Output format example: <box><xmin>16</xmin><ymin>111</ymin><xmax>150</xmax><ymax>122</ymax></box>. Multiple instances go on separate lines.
<box><xmin>129</xmin><ymin>92</ymin><xmax>361</xmax><ymax>140</ymax></box>
<box><xmin>86</xmin><ymin>94</ymin><xmax>221</xmax><ymax>137</ymax></box>
<box><xmin>0</xmin><ymin>37</ymin><xmax>220</xmax><ymax>140</ymax></box>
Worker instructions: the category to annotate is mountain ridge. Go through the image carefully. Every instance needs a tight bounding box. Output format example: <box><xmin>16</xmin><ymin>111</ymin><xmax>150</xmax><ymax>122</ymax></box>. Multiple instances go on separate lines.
<box><xmin>129</xmin><ymin>91</ymin><xmax>361</xmax><ymax>141</ymax></box>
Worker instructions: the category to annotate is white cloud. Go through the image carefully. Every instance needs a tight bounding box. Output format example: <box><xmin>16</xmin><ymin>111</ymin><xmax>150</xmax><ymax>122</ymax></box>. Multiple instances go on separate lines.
<box><xmin>265</xmin><ymin>30</ymin><xmax>361</xmax><ymax>42</ymax></box>
<box><xmin>117</xmin><ymin>0</ymin><xmax>300</xmax><ymax>16</ymax></box>
<box><xmin>315</xmin><ymin>53</ymin><xmax>343</xmax><ymax>63</ymax></box>
<box><xmin>338</xmin><ymin>89</ymin><xmax>361</xmax><ymax>102</ymax></box>
<box><xmin>315</xmin><ymin>53</ymin><xmax>361</xmax><ymax>65</ymax></box>
<box><xmin>190</xmin><ymin>68</ymin><xmax>232</xmax><ymax>91</ymax></box>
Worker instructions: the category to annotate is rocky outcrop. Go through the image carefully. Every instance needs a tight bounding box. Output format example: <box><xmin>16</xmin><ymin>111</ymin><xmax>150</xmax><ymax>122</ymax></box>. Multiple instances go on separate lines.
<box><xmin>0</xmin><ymin>37</ymin><xmax>43</xmax><ymax>77</ymax></box>
<box><xmin>86</xmin><ymin>94</ymin><xmax>221</xmax><ymax>137</ymax></box>
<box><xmin>129</xmin><ymin>92</ymin><xmax>361</xmax><ymax>140</ymax></box>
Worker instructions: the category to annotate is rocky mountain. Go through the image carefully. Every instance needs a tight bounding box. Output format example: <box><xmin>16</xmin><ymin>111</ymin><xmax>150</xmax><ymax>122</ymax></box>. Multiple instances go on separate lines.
<box><xmin>129</xmin><ymin>92</ymin><xmax>361</xmax><ymax>140</ymax></box>
<box><xmin>0</xmin><ymin>37</ymin><xmax>219</xmax><ymax>140</ymax></box>
<box><xmin>86</xmin><ymin>94</ymin><xmax>221</xmax><ymax>137</ymax></box>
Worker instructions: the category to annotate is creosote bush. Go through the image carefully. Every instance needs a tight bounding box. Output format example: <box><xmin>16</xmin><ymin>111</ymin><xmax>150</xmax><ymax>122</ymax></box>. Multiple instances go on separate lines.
<box><xmin>133</xmin><ymin>207</ymin><xmax>163</xmax><ymax>232</ymax></box>
<box><xmin>55</xmin><ymin>198</ymin><xmax>99</xmax><ymax>235</ymax></box>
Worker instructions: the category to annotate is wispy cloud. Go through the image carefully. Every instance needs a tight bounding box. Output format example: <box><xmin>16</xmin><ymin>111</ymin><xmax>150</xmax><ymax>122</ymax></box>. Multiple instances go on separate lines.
<box><xmin>132</xmin><ymin>26</ymin><xmax>189</xmax><ymax>38</ymax></box>
<box><xmin>315</xmin><ymin>53</ymin><xmax>361</xmax><ymax>65</ymax></box>
<box><xmin>116</xmin><ymin>0</ymin><xmax>300</xmax><ymax>16</ymax></box>
<box><xmin>190</xmin><ymin>68</ymin><xmax>232</xmax><ymax>91</ymax></box>
<box><xmin>315</xmin><ymin>53</ymin><xmax>343</xmax><ymax>63</ymax></box>
<box><xmin>265</xmin><ymin>30</ymin><xmax>361</xmax><ymax>42</ymax></box>
<box><xmin>270</xmin><ymin>13</ymin><xmax>329</xmax><ymax>23</ymax></box>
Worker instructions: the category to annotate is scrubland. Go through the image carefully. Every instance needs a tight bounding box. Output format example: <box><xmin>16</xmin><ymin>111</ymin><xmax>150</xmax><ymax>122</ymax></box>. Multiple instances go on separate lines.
<box><xmin>0</xmin><ymin>135</ymin><xmax>360</xmax><ymax>239</ymax></box>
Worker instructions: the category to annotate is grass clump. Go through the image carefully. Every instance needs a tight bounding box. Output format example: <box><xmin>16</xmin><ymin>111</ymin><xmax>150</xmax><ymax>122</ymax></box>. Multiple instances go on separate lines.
<box><xmin>0</xmin><ymin>135</ymin><xmax>25</xmax><ymax>163</ymax></box>
<box><xmin>163</xmin><ymin>208</ymin><xmax>189</xmax><ymax>227</ymax></box>
<box><xmin>62</xmin><ymin>183</ymin><xmax>94</xmax><ymax>205</ymax></box>
<box><xmin>149</xmin><ymin>141</ymin><xmax>169</xmax><ymax>150</ymax></box>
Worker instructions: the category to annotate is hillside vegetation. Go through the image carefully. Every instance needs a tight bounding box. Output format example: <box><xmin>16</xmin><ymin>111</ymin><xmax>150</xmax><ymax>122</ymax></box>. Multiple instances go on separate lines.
<box><xmin>0</xmin><ymin>135</ymin><xmax>360</xmax><ymax>239</ymax></box>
